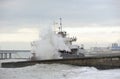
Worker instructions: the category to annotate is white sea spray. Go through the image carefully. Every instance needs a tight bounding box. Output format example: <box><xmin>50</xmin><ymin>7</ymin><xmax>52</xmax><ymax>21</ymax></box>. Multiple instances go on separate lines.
<box><xmin>31</xmin><ymin>26</ymin><xmax>70</xmax><ymax>60</ymax></box>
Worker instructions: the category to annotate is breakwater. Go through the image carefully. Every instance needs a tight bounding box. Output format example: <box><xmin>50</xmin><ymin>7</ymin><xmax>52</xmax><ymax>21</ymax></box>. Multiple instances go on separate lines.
<box><xmin>1</xmin><ymin>55</ymin><xmax>120</xmax><ymax>69</ymax></box>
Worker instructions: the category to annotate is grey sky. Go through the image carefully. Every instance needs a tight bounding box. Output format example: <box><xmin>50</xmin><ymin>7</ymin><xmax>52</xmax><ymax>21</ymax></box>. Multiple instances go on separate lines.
<box><xmin>0</xmin><ymin>0</ymin><xmax>120</xmax><ymax>30</ymax></box>
<box><xmin>0</xmin><ymin>0</ymin><xmax>120</xmax><ymax>49</ymax></box>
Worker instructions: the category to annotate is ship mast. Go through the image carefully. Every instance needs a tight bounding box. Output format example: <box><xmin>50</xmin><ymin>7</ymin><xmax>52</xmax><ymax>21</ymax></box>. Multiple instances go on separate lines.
<box><xmin>59</xmin><ymin>18</ymin><xmax>62</xmax><ymax>32</ymax></box>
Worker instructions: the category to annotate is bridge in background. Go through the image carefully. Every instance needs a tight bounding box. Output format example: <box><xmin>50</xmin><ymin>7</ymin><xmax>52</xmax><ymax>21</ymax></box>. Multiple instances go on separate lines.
<box><xmin>0</xmin><ymin>50</ymin><xmax>31</xmax><ymax>59</ymax></box>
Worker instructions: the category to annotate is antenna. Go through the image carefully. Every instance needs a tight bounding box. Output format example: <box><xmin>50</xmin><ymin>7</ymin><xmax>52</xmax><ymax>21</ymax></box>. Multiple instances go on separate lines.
<box><xmin>59</xmin><ymin>18</ymin><xmax>62</xmax><ymax>32</ymax></box>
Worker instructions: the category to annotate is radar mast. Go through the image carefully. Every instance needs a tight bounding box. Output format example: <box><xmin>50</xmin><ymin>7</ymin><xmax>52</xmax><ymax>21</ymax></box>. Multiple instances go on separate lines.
<box><xmin>59</xmin><ymin>18</ymin><xmax>62</xmax><ymax>32</ymax></box>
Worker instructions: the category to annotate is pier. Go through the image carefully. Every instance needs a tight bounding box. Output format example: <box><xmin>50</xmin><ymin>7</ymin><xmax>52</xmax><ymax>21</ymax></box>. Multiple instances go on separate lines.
<box><xmin>0</xmin><ymin>50</ymin><xmax>30</xmax><ymax>59</ymax></box>
<box><xmin>1</xmin><ymin>55</ymin><xmax>120</xmax><ymax>69</ymax></box>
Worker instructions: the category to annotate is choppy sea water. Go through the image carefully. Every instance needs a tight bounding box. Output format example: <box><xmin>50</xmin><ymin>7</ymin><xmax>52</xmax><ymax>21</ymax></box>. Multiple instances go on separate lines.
<box><xmin>0</xmin><ymin>64</ymin><xmax>120</xmax><ymax>79</ymax></box>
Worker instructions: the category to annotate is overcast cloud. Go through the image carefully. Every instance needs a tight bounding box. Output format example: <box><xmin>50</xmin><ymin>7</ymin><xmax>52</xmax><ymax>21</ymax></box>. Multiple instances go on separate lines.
<box><xmin>0</xmin><ymin>0</ymin><xmax>120</xmax><ymax>49</ymax></box>
<box><xmin>0</xmin><ymin>0</ymin><xmax>120</xmax><ymax>30</ymax></box>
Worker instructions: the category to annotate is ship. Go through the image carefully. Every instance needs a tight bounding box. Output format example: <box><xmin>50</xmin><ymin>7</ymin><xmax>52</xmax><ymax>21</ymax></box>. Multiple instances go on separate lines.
<box><xmin>31</xmin><ymin>18</ymin><xmax>86</xmax><ymax>60</ymax></box>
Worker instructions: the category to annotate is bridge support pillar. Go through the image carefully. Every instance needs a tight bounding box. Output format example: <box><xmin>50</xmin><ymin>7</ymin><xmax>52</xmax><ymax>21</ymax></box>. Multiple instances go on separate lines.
<box><xmin>9</xmin><ymin>53</ymin><xmax>12</xmax><ymax>59</ymax></box>
<box><xmin>0</xmin><ymin>53</ymin><xmax>3</xmax><ymax>59</ymax></box>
